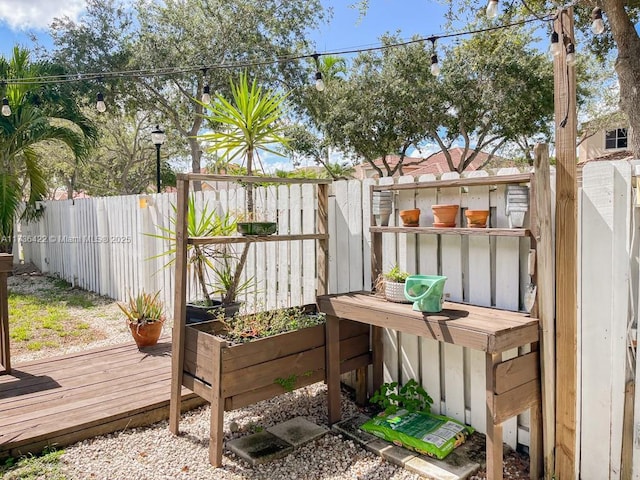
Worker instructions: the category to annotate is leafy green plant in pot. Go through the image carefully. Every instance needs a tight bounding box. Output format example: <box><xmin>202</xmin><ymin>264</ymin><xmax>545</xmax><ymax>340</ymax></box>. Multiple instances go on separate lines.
<box><xmin>149</xmin><ymin>195</ymin><xmax>253</xmax><ymax>322</ymax></box>
<box><xmin>381</xmin><ymin>264</ymin><xmax>411</xmax><ymax>303</ymax></box>
<box><xmin>118</xmin><ymin>291</ymin><xmax>165</xmax><ymax>348</ymax></box>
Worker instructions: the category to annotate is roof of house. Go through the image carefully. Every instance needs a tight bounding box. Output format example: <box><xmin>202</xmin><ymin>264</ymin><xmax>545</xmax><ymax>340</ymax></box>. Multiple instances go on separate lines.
<box><xmin>361</xmin><ymin>148</ymin><xmax>503</xmax><ymax>177</ymax></box>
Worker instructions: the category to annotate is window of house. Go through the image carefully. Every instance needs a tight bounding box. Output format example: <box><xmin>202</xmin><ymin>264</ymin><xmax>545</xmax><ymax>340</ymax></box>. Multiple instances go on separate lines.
<box><xmin>605</xmin><ymin>128</ymin><xmax>628</xmax><ymax>149</ymax></box>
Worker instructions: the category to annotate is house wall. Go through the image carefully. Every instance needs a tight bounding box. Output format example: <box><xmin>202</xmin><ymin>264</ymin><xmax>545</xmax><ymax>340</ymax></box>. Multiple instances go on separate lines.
<box><xmin>578</xmin><ymin>123</ymin><xmax>630</xmax><ymax>162</ymax></box>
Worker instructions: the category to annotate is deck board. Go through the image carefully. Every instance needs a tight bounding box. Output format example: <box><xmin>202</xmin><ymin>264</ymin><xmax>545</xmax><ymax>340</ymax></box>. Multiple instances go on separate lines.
<box><xmin>0</xmin><ymin>338</ymin><xmax>205</xmax><ymax>459</ymax></box>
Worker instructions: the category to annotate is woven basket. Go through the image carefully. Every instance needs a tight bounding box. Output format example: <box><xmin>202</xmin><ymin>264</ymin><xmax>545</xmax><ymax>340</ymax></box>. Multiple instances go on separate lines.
<box><xmin>384</xmin><ymin>281</ymin><xmax>411</xmax><ymax>303</ymax></box>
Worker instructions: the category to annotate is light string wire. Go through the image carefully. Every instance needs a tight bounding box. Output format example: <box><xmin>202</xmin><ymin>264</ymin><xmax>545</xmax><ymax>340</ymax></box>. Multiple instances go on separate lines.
<box><xmin>1</xmin><ymin>13</ymin><xmax>557</xmax><ymax>87</ymax></box>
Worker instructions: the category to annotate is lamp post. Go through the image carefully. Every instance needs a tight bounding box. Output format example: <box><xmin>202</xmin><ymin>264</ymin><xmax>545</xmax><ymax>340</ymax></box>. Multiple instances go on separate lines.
<box><xmin>151</xmin><ymin>125</ymin><xmax>166</xmax><ymax>193</ymax></box>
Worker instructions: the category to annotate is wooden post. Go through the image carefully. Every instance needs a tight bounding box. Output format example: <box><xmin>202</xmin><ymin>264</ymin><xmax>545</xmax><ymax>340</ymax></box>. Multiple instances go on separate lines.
<box><xmin>371</xmin><ymin>185</ymin><xmax>383</xmax><ymax>288</ymax></box>
<box><xmin>317</xmin><ymin>183</ymin><xmax>329</xmax><ymax>296</ymax></box>
<box><xmin>553</xmin><ymin>8</ymin><xmax>578</xmax><ymax>479</ymax></box>
<box><xmin>169</xmin><ymin>176</ymin><xmax>190</xmax><ymax>434</ymax></box>
<box><xmin>0</xmin><ymin>254</ymin><xmax>11</xmax><ymax>375</ymax></box>
<box><xmin>326</xmin><ymin>314</ymin><xmax>341</xmax><ymax>425</ymax></box>
<box><xmin>209</xmin><ymin>337</ymin><xmax>226</xmax><ymax>466</ymax></box>
<box><xmin>486</xmin><ymin>352</ymin><xmax>504</xmax><ymax>480</ymax></box>
<box><xmin>533</xmin><ymin>144</ymin><xmax>556</xmax><ymax>479</ymax></box>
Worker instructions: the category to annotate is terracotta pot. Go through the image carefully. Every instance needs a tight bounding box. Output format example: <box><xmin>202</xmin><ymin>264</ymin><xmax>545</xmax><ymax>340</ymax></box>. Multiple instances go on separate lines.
<box><xmin>465</xmin><ymin>209</ymin><xmax>490</xmax><ymax>228</ymax></box>
<box><xmin>128</xmin><ymin>319</ymin><xmax>164</xmax><ymax>348</ymax></box>
<box><xmin>431</xmin><ymin>204</ymin><xmax>459</xmax><ymax>227</ymax></box>
<box><xmin>399</xmin><ymin>208</ymin><xmax>420</xmax><ymax>227</ymax></box>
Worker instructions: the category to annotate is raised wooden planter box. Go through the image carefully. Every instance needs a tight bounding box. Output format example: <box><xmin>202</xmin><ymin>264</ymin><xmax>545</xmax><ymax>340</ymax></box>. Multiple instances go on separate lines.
<box><xmin>183</xmin><ymin>319</ymin><xmax>369</xmax><ymax>409</ymax></box>
<box><xmin>179</xmin><ymin>310</ymin><xmax>371</xmax><ymax>466</ymax></box>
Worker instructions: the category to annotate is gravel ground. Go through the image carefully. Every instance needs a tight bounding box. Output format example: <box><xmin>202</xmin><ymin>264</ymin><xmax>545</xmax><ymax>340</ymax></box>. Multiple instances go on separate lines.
<box><xmin>8</xmin><ymin>271</ymin><xmax>530</xmax><ymax>479</ymax></box>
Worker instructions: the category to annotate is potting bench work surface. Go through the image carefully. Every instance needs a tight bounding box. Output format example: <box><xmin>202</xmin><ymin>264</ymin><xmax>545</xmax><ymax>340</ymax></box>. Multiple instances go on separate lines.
<box><xmin>0</xmin><ymin>338</ymin><xmax>204</xmax><ymax>460</ymax></box>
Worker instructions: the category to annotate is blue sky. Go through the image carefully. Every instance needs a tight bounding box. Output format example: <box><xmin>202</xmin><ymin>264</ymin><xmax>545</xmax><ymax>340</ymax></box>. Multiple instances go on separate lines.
<box><xmin>0</xmin><ymin>1</ymin><xmax>450</xmax><ymax>60</ymax></box>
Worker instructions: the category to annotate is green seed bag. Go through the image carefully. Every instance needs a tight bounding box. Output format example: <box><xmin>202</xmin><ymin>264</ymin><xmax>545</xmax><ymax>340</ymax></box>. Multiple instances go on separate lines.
<box><xmin>360</xmin><ymin>409</ymin><xmax>474</xmax><ymax>459</ymax></box>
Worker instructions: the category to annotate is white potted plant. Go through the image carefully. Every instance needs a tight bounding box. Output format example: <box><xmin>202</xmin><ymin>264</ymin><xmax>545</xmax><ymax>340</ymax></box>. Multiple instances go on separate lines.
<box><xmin>383</xmin><ymin>264</ymin><xmax>411</xmax><ymax>303</ymax></box>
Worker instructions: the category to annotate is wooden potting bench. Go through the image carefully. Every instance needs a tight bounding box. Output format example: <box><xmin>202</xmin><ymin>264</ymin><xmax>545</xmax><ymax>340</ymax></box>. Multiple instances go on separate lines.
<box><xmin>318</xmin><ymin>172</ymin><xmax>548</xmax><ymax>480</ymax></box>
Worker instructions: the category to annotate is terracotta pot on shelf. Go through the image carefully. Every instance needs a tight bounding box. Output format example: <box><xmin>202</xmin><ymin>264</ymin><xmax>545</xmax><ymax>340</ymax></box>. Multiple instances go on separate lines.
<box><xmin>465</xmin><ymin>209</ymin><xmax>490</xmax><ymax>228</ymax></box>
<box><xmin>399</xmin><ymin>208</ymin><xmax>420</xmax><ymax>227</ymax></box>
<box><xmin>431</xmin><ymin>204</ymin><xmax>459</xmax><ymax>227</ymax></box>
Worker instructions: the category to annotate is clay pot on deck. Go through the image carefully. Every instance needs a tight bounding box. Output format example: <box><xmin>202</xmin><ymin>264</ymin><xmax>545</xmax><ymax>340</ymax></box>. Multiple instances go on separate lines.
<box><xmin>128</xmin><ymin>320</ymin><xmax>164</xmax><ymax>348</ymax></box>
<box><xmin>431</xmin><ymin>204</ymin><xmax>459</xmax><ymax>227</ymax></box>
<box><xmin>464</xmin><ymin>209</ymin><xmax>490</xmax><ymax>228</ymax></box>
<box><xmin>399</xmin><ymin>209</ymin><xmax>421</xmax><ymax>227</ymax></box>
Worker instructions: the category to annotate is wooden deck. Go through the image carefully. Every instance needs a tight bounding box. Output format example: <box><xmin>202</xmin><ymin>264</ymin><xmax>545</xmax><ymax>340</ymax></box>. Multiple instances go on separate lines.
<box><xmin>0</xmin><ymin>338</ymin><xmax>205</xmax><ymax>460</ymax></box>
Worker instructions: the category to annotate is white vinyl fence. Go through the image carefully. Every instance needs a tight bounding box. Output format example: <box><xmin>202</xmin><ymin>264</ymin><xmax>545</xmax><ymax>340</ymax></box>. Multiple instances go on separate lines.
<box><xmin>19</xmin><ymin>161</ymin><xmax>640</xmax><ymax>476</ymax></box>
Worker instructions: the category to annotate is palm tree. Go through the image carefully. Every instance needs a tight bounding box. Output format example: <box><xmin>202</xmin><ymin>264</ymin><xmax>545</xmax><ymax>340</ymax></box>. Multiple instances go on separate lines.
<box><xmin>0</xmin><ymin>47</ymin><xmax>97</xmax><ymax>253</ymax></box>
<box><xmin>198</xmin><ymin>72</ymin><xmax>289</xmax><ymax>215</ymax></box>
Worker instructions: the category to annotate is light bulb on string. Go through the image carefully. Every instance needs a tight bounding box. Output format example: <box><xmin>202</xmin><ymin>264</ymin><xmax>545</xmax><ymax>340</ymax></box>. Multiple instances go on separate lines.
<box><xmin>565</xmin><ymin>42</ymin><xmax>576</xmax><ymax>66</ymax></box>
<box><xmin>1</xmin><ymin>97</ymin><xmax>10</xmax><ymax>116</ymax></box>
<box><xmin>430</xmin><ymin>54</ymin><xmax>441</xmax><ymax>76</ymax></box>
<box><xmin>591</xmin><ymin>7</ymin><xmax>605</xmax><ymax>34</ymax></box>
<box><xmin>202</xmin><ymin>84</ymin><xmax>211</xmax><ymax>104</ymax></box>
<box><xmin>486</xmin><ymin>0</ymin><xmax>498</xmax><ymax>19</ymax></box>
<box><xmin>550</xmin><ymin>30</ymin><xmax>561</xmax><ymax>56</ymax></box>
<box><xmin>315</xmin><ymin>71</ymin><xmax>325</xmax><ymax>92</ymax></box>
<box><xmin>96</xmin><ymin>92</ymin><xmax>106</xmax><ymax>113</ymax></box>
<box><xmin>312</xmin><ymin>54</ymin><xmax>325</xmax><ymax>92</ymax></box>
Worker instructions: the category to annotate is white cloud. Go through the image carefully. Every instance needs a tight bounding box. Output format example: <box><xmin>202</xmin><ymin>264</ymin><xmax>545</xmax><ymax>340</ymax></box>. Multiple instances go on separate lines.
<box><xmin>0</xmin><ymin>0</ymin><xmax>86</xmax><ymax>30</ymax></box>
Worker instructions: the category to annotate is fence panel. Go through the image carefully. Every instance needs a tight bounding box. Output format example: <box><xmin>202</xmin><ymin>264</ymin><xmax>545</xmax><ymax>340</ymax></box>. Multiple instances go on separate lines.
<box><xmin>580</xmin><ymin>161</ymin><xmax>632</xmax><ymax>480</ymax></box>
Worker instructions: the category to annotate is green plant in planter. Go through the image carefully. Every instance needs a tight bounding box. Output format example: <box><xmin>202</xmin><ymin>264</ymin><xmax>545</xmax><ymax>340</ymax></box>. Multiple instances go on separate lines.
<box><xmin>118</xmin><ymin>290</ymin><xmax>166</xmax><ymax>347</ymax></box>
<box><xmin>149</xmin><ymin>195</ymin><xmax>252</xmax><ymax>307</ymax></box>
<box><xmin>118</xmin><ymin>290</ymin><xmax>165</xmax><ymax>325</ymax></box>
<box><xmin>384</xmin><ymin>264</ymin><xmax>410</xmax><ymax>283</ymax></box>
<box><xmin>370</xmin><ymin>379</ymin><xmax>433</xmax><ymax>415</ymax></box>
<box><xmin>218</xmin><ymin>306</ymin><xmax>325</xmax><ymax>344</ymax></box>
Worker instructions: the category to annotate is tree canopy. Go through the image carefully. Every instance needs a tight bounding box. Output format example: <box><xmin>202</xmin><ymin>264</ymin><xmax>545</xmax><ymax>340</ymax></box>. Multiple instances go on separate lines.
<box><xmin>303</xmin><ymin>28</ymin><xmax>554</xmax><ymax>176</ymax></box>
<box><xmin>49</xmin><ymin>0</ymin><xmax>328</xmax><ymax>175</ymax></box>
<box><xmin>0</xmin><ymin>47</ymin><xmax>97</xmax><ymax>252</ymax></box>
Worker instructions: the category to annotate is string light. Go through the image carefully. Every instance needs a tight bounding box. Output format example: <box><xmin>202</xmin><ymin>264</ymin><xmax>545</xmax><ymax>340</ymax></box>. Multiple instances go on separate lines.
<box><xmin>1</xmin><ymin>97</ymin><xmax>10</xmax><ymax>116</ymax></box>
<box><xmin>201</xmin><ymin>68</ymin><xmax>211</xmax><ymax>104</ymax></box>
<box><xmin>486</xmin><ymin>0</ymin><xmax>499</xmax><ymax>19</ymax></box>
<box><xmin>0</xmin><ymin>15</ymin><xmax>551</xmax><ymax>88</ymax></box>
<box><xmin>202</xmin><ymin>84</ymin><xmax>211</xmax><ymax>104</ymax></box>
<box><xmin>429</xmin><ymin>38</ymin><xmax>440</xmax><ymax>77</ymax></box>
<box><xmin>591</xmin><ymin>7</ymin><xmax>605</xmax><ymax>34</ymax></box>
<box><xmin>96</xmin><ymin>92</ymin><xmax>106</xmax><ymax>112</ymax></box>
<box><xmin>565</xmin><ymin>41</ymin><xmax>576</xmax><ymax>66</ymax></box>
<box><xmin>549</xmin><ymin>30</ymin><xmax>561</xmax><ymax>56</ymax></box>
<box><xmin>312</xmin><ymin>54</ymin><xmax>325</xmax><ymax>92</ymax></box>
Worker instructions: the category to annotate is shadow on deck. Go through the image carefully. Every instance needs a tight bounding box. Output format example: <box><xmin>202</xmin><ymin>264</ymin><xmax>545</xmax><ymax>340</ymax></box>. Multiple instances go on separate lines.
<box><xmin>0</xmin><ymin>338</ymin><xmax>205</xmax><ymax>460</ymax></box>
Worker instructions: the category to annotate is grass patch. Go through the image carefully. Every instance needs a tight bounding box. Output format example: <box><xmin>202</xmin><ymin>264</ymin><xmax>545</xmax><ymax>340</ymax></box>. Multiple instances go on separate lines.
<box><xmin>0</xmin><ymin>447</ymin><xmax>67</xmax><ymax>480</ymax></box>
<box><xmin>8</xmin><ymin>276</ymin><xmax>109</xmax><ymax>355</ymax></box>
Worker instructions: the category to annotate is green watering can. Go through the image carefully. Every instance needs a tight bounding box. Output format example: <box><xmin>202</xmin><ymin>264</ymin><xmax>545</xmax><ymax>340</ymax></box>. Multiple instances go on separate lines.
<box><xmin>404</xmin><ymin>275</ymin><xmax>448</xmax><ymax>313</ymax></box>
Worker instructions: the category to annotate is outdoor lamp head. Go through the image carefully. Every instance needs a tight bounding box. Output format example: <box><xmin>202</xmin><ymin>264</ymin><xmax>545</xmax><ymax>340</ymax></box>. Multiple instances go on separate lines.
<box><xmin>1</xmin><ymin>97</ymin><xmax>10</xmax><ymax>116</ymax></box>
<box><xmin>96</xmin><ymin>92</ymin><xmax>106</xmax><ymax>113</ymax></box>
<box><xmin>151</xmin><ymin>125</ymin><xmax>166</xmax><ymax>146</ymax></box>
